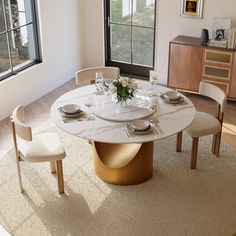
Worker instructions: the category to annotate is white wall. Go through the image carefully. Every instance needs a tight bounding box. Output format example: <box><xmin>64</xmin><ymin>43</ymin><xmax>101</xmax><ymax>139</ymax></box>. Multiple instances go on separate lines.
<box><xmin>0</xmin><ymin>0</ymin><xmax>84</xmax><ymax>120</ymax></box>
<box><xmin>82</xmin><ymin>0</ymin><xmax>236</xmax><ymax>84</ymax></box>
<box><xmin>83</xmin><ymin>0</ymin><xmax>105</xmax><ymax>67</ymax></box>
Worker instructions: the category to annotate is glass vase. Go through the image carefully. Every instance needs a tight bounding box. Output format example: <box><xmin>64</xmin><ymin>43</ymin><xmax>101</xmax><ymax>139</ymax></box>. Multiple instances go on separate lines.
<box><xmin>116</xmin><ymin>99</ymin><xmax>128</xmax><ymax>113</ymax></box>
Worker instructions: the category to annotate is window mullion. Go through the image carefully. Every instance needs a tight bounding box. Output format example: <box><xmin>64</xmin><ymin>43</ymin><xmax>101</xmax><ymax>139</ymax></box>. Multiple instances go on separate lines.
<box><xmin>31</xmin><ymin>0</ymin><xmax>41</xmax><ymax>61</ymax></box>
<box><xmin>131</xmin><ymin>0</ymin><xmax>133</xmax><ymax>65</ymax></box>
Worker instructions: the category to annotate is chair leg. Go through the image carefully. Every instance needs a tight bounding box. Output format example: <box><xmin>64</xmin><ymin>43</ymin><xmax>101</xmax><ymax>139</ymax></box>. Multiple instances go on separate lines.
<box><xmin>16</xmin><ymin>155</ymin><xmax>24</xmax><ymax>193</ymax></box>
<box><xmin>50</xmin><ymin>161</ymin><xmax>56</xmax><ymax>174</ymax></box>
<box><xmin>56</xmin><ymin>160</ymin><xmax>64</xmax><ymax>194</ymax></box>
<box><xmin>191</xmin><ymin>137</ymin><xmax>199</xmax><ymax>169</ymax></box>
<box><xmin>176</xmin><ymin>131</ymin><xmax>183</xmax><ymax>152</ymax></box>
<box><xmin>212</xmin><ymin>134</ymin><xmax>217</xmax><ymax>154</ymax></box>
<box><xmin>12</xmin><ymin>121</ymin><xmax>24</xmax><ymax>193</ymax></box>
<box><xmin>214</xmin><ymin>132</ymin><xmax>222</xmax><ymax>157</ymax></box>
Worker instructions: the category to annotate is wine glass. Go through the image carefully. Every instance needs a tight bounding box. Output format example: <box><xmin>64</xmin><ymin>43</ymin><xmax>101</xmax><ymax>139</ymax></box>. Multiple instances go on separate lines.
<box><xmin>149</xmin><ymin>94</ymin><xmax>159</xmax><ymax>109</ymax></box>
<box><xmin>85</xmin><ymin>95</ymin><xmax>95</xmax><ymax>118</ymax></box>
<box><xmin>95</xmin><ymin>72</ymin><xmax>104</xmax><ymax>93</ymax></box>
<box><xmin>149</xmin><ymin>74</ymin><xmax>158</xmax><ymax>95</ymax></box>
<box><xmin>102</xmin><ymin>79</ymin><xmax>111</xmax><ymax>95</ymax></box>
<box><xmin>150</xmin><ymin>74</ymin><xmax>158</xmax><ymax>85</ymax></box>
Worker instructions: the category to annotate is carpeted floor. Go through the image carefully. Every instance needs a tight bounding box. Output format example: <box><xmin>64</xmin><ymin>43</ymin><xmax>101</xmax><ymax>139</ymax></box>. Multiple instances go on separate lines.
<box><xmin>1</xmin><ymin>127</ymin><xmax>236</xmax><ymax>236</ymax></box>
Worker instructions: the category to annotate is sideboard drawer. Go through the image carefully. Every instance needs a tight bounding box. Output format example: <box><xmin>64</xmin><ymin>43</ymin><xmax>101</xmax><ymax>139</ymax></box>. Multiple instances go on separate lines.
<box><xmin>203</xmin><ymin>65</ymin><xmax>230</xmax><ymax>80</ymax></box>
<box><xmin>204</xmin><ymin>50</ymin><xmax>233</xmax><ymax>65</ymax></box>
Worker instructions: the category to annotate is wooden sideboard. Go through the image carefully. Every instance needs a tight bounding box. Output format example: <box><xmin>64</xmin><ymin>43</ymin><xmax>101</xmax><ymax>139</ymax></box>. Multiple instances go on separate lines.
<box><xmin>168</xmin><ymin>35</ymin><xmax>236</xmax><ymax>99</ymax></box>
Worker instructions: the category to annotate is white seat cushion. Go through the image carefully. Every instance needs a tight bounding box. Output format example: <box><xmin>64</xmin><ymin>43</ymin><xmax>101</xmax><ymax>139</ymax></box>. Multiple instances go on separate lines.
<box><xmin>185</xmin><ymin>112</ymin><xmax>221</xmax><ymax>138</ymax></box>
<box><xmin>19</xmin><ymin>132</ymin><xmax>66</xmax><ymax>162</ymax></box>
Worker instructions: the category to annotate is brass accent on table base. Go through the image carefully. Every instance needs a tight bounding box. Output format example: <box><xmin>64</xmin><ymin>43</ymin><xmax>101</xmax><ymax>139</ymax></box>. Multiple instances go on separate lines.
<box><xmin>93</xmin><ymin>141</ymin><xmax>153</xmax><ymax>185</ymax></box>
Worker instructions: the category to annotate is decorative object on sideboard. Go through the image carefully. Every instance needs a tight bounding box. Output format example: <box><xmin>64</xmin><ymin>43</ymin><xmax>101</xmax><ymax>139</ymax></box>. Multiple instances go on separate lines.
<box><xmin>208</xmin><ymin>17</ymin><xmax>231</xmax><ymax>48</ymax></box>
<box><xmin>228</xmin><ymin>28</ymin><xmax>236</xmax><ymax>49</ymax></box>
<box><xmin>212</xmin><ymin>17</ymin><xmax>231</xmax><ymax>40</ymax></box>
<box><xmin>180</xmin><ymin>0</ymin><xmax>203</xmax><ymax>19</ymax></box>
<box><xmin>201</xmin><ymin>29</ymin><xmax>209</xmax><ymax>46</ymax></box>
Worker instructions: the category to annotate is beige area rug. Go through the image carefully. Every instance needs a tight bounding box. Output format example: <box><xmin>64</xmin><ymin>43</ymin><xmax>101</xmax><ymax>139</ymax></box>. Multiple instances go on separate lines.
<box><xmin>1</xmin><ymin>127</ymin><xmax>236</xmax><ymax>236</ymax></box>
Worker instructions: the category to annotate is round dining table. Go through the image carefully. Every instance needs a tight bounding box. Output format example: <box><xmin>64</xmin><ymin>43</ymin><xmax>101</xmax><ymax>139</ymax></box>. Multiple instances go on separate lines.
<box><xmin>51</xmin><ymin>83</ymin><xmax>196</xmax><ymax>185</ymax></box>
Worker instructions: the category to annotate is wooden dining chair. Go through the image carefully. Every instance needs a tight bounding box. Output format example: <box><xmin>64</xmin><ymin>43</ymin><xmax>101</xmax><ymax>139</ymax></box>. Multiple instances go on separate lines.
<box><xmin>176</xmin><ymin>81</ymin><xmax>227</xmax><ymax>169</ymax></box>
<box><xmin>11</xmin><ymin>105</ymin><xmax>66</xmax><ymax>194</ymax></box>
<box><xmin>75</xmin><ymin>66</ymin><xmax>120</xmax><ymax>85</ymax></box>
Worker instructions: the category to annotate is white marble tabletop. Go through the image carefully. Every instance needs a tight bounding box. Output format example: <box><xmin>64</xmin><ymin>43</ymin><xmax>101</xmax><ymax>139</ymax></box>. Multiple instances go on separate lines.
<box><xmin>50</xmin><ymin>83</ymin><xmax>196</xmax><ymax>144</ymax></box>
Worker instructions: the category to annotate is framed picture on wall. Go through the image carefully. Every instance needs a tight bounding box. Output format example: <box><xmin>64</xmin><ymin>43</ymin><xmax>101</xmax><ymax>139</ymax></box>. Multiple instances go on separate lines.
<box><xmin>180</xmin><ymin>0</ymin><xmax>203</xmax><ymax>19</ymax></box>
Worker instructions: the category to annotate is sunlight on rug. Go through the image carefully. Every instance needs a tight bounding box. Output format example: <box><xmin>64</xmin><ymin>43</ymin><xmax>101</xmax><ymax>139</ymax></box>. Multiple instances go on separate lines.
<box><xmin>1</xmin><ymin>126</ymin><xmax>236</xmax><ymax>236</ymax></box>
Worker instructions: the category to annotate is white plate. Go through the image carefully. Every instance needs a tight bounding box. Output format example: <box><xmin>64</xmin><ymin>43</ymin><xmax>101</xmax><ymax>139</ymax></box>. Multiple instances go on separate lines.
<box><xmin>162</xmin><ymin>91</ymin><xmax>182</xmax><ymax>101</ymax></box>
<box><xmin>62</xmin><ymin>104</ymin><xmax>80</xmax><ymax>114</ymax></box>
<box><xmin>130</xmin><ymin>120</ymin><xmax>150</xmax><ymax>131</ymax></box>
<box><xmin>162</xmin><ymin>97</ymin><xmax>184</xmax><ymax>104</ymax></box>
<box><xmin>126</xmin><ymin>123</ymin><xmax>153</xmax><ymax>135</ymax></box>
<box><xmin>59</xmin><ymin>107</ymin><xmax>83</xmax><ymax>117</ymax></box>
<box><xmin>160</xmin><ymin>91</ymin><xmax>184</xmax><ymax>104</ymax></box>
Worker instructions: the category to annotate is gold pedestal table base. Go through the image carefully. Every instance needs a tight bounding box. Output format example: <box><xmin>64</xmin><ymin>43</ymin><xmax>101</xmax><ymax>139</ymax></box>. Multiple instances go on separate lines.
<box><xmin>93</xmin><ymin>141</ymin><xmax>153</xmax><ymax>185</ymax></box>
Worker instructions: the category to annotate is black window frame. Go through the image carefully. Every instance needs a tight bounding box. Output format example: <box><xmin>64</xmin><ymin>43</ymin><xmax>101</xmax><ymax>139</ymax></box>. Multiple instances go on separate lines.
<box><xmin>0</xmin><ymin>0</ymin><xmax>42</xmax><ymax>82</ymax></box>
<box><xmin>104</xmin><ymin>0</ymin><xmax>157</xmax><ymax>79</ymax></box>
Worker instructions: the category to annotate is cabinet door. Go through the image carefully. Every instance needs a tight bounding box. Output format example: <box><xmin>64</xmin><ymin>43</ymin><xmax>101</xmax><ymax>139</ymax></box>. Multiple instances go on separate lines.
<box><xmin>168</xmin><ymin>43</ymin><xmax>203</xmax><ymax>92</ymax></box>
<box><xmin>229</xmin><ymin>54</ymin><xmax>236</xmax><ymax>98</ymax></box>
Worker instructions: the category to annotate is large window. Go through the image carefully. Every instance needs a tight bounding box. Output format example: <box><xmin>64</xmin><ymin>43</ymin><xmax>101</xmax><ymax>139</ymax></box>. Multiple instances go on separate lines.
<box><xmin>105</xmin><ymin>0</ymin><xmax>157</xmax><ymax>78</ymax></box>
<box><xmin>0</xmin><ymin>0</ymin><xmax>41</xmax><ymax>81</ymax></box>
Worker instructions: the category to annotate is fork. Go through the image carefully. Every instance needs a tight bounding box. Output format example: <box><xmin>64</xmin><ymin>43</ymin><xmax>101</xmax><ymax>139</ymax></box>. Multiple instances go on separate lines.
<box><xmin>149</xmin><ymin>119</ymin><xmax>159</xmax><ymax>133</ymax></box>
<box><xmin>149</xmin><ymin>118</ymin><xmax>163</xmax><ymax>134</ymax></box>
<box><xmin>124</xmin><ymin>128</ymin><xmax>130</xmax><ymax>138</ymax></box>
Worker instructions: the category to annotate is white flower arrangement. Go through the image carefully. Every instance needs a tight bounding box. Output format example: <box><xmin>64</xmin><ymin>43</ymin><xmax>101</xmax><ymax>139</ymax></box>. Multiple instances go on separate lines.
<box><xmin>109</xmin><ymin>76</ymin><xmax>138</xmax><ymax>103</ymax></box>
